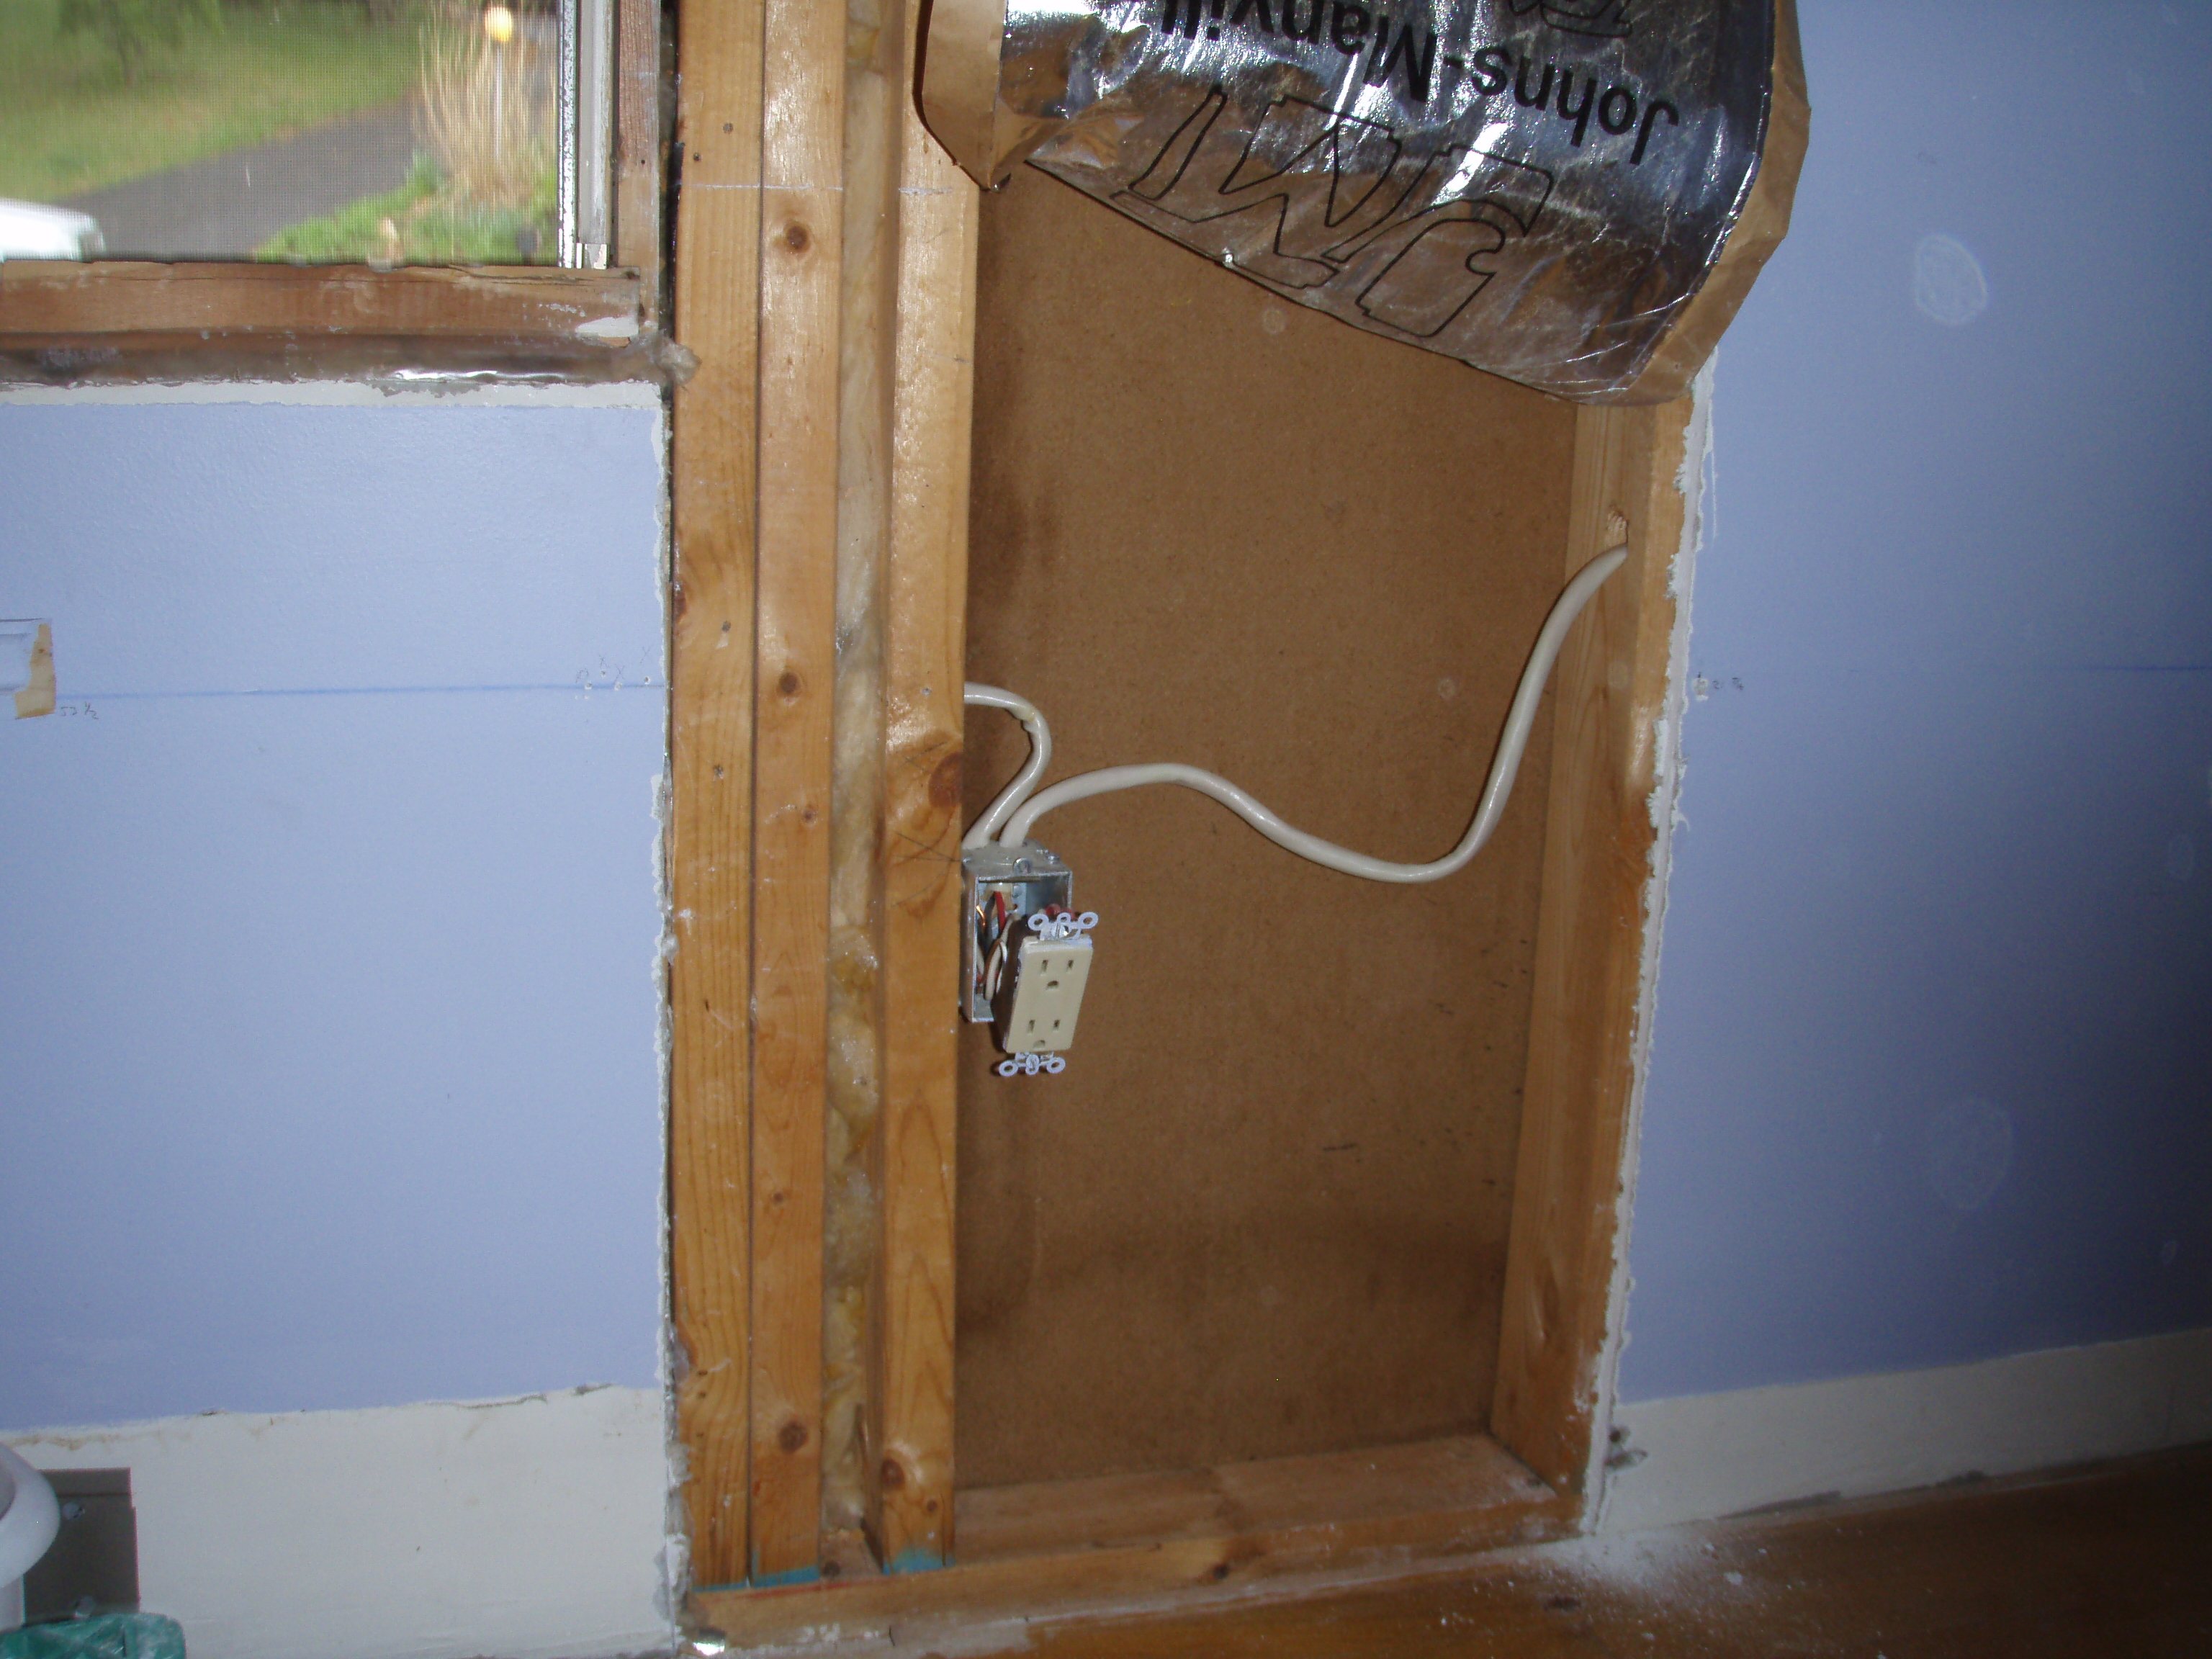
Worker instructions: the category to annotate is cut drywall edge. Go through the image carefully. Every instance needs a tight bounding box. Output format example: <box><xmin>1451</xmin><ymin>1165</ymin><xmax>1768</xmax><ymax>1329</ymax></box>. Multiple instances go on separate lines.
<box><xmin>3</xmin><ymin>1387</ymin><xmax>673</xmax><ymax>1659</ymax></box>
<box><xmin>1598</xmin><ymin>1325</ymin><xmax>2212</xmax><ymax>1533</ymax></box>
<box><xmin>646</xmin><ymin>393</ymin><xmax>689</xmax><ymax>1622</ymax></box>
<box><xmin>1580</xmin><ymin>359</ymin><xmax>1717</xmax><ymax>1519</ymax></box>
<box><xmin>0</xmin><ymin>382</ymin><xmax>662</xmax><ymax>409</ymax></box>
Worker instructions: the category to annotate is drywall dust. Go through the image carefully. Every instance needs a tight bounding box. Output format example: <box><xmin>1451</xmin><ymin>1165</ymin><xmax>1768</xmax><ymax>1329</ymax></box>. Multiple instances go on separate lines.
<box><xmin>1589</xmin><ymin>359</ymin><xmax>1714</xmax><ymax>1523</ymax></box>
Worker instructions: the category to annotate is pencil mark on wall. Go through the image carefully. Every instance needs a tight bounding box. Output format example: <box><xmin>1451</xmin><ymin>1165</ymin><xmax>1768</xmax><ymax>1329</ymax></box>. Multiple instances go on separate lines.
<box><xmin>62</xmin><ymin>683</ymin><xmax>655</xmax><ymax>702</ymax></box>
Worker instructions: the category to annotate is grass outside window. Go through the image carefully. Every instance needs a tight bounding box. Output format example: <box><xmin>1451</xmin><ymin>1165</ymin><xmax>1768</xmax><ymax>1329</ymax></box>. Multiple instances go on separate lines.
<box><xmin>0</xmin><ymin>0</ymin><xmax>422</xmax><ymax>205</ymax></box>
<box><xmin>256</xmin><ymin>153</ymin><xmax>552</xmax><ymax>264</ymax></box>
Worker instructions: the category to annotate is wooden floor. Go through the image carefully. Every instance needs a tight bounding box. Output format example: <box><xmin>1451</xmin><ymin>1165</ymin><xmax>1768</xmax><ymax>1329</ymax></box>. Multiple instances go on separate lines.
<box><xmin>1012</xmin><ymin>1447</ymin><xmax>2212</xmax><ymax>1658</ymax></box>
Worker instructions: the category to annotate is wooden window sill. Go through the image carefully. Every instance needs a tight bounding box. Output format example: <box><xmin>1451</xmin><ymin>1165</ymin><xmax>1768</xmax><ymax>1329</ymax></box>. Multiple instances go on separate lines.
<box><xmin>0</xmin><ymin>261</ymin><xmax>667</xmax><ymax>382</ymax></box>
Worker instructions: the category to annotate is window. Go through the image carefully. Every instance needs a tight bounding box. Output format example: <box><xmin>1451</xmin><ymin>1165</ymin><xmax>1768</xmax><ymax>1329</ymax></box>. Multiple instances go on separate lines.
<box><xmin>0</xmin><ymin>0</ymin><xmax>656</xmax><ymax>377</ymax></box>
<box><xmin>0</xmin><ymin>0</ymin><xmax>618</xmax><ymax>269</ymax></box>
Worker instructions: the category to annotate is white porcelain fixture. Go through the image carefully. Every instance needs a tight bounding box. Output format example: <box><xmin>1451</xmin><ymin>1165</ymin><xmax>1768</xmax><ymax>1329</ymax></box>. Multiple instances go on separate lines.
<box><xmin>0</xmin><ymin>1442</ymin><xmax>61</xmax><ymax>1632</ymax></box>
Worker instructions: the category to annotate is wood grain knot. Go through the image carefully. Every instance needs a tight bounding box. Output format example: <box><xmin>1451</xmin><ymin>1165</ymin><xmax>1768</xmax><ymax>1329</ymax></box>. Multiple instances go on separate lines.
<box><xmin>783</xmin><ymin>222</ymin><xmax>811</xmax><ymax>253</ymax></box>
<box><xmin>928</xmin><ymin>752</ymin><xmax>962</xmax><ymax>811</ymax></box>
<box><xmin>777</xmin><ymin>1419</ymin><xmax>809</xmax><ymax>1453</ymax></box>
<box><xmin>879</xmin><ymin>1457</ymin><xmax>907</xmax><ymax>1491</ymax></box>
<box><xmin>1210</xmin><ymin>1562</ymin><xmax>1231</xmax><ymax>1582</ymax></box>
<box><xmin>778</xmin><ymin>669</ymin><xmax>803</xmax><ymax>698</ymax></box>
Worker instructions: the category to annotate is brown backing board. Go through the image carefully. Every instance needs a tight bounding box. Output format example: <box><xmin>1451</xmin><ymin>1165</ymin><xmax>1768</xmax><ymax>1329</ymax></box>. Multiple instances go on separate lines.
<box><xmin>957</xmin><ymin>166</ymin><xmax>1581</xmax><ymax>1489</ymax></box>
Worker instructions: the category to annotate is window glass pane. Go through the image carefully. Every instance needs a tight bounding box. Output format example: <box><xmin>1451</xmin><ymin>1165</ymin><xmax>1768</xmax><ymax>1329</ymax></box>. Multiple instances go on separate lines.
<box><xmin>0</xmin><ymin>1</ymin><xmax>561</xmax><ymax>265</ymax></box>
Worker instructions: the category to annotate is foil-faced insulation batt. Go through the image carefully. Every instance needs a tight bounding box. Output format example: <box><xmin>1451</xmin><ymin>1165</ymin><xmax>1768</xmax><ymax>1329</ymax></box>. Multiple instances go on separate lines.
<box><xmin>922</xmin><ymin>0</ymin><xmax>1806</xmax><ymax>403</ymax></box>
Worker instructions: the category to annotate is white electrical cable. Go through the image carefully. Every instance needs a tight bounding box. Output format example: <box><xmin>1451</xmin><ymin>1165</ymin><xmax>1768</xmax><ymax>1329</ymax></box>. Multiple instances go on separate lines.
<box><xmin>992</xmin><ymin>545</ymin><xmax>1629</xmax><ymax>883</ymax></box>
<box><xmin>961</xmin><ymin>682</ymin><xmax>1053</xmax><ymax>848</ymax></box>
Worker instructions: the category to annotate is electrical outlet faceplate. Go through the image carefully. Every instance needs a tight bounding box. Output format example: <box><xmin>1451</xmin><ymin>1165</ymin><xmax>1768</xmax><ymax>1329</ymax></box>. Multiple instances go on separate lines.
<box><xmin>993</xmin><ymin>932</ymin><xmax>1094</xmax><ymax>1055</ymax></box>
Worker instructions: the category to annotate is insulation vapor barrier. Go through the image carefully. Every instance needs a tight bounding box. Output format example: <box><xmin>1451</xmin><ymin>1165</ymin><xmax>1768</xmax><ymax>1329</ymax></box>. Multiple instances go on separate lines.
<box><xmin>923</xmin><ymin>0</ymin><xmax>1807</xmax><ymax>402</ymax></box>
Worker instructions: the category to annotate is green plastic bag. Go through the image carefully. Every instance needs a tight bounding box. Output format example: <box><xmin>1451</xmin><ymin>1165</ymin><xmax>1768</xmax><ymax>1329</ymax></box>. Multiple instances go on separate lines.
<box><xmin>0</xmin><ymin>1615</ymin><xmax>185</xmax><ymax>1659</ymax></box>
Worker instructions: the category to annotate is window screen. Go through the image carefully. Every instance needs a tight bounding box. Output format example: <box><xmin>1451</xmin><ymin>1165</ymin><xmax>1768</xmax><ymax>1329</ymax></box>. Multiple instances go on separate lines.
<box><xmin>0</xmin><ymin>0</ymin><xmax>611</xmax><ymax>267</ymax></box>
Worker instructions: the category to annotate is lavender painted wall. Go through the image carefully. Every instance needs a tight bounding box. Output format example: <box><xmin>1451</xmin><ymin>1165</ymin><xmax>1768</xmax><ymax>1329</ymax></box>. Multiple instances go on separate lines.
<box><xmin>8</xmin><ymin>0</ymin><xmax>2206</xmax><ymax>1442</ymax></box>
<box><xmin>0</xmin><ymin>395</ymin><xmax>667</xmax><ymax>1431</ymax></box>
<box><xmin>1620</xmin><ymin>1</ymin><xmax>2212</xmax><ymax>1400</ymax></box>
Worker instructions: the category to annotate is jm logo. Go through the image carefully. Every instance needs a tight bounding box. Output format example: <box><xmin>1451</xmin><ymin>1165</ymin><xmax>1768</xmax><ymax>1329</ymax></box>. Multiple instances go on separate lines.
<box><xmin>1123</xmin><ymin>90</ymin><xmax>1553</xmax><ymax>339</ymax></box>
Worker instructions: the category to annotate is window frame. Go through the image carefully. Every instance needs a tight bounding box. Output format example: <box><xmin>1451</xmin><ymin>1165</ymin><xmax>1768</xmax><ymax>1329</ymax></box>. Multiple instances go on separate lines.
<box><xmin>0</xmin><ymin>0</ymin><xmax>664</xmax><ymax>378</ymax></box>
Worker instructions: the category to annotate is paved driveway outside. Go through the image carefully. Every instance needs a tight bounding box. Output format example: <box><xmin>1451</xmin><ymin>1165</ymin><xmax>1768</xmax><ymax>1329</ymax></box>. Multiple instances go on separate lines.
<box><xmin>61</xmin><ymin>101</ymin><xmax>418</xmax><ymax>258</ymax></box>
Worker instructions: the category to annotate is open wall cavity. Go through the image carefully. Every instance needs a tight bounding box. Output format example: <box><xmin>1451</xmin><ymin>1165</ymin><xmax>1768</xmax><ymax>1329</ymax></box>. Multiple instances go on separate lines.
<box><xmin>670</xmin><ymin>0</ymin><xmax>1699</xmax><ymax>1605</ymax></box>
<box><xmin>956</xmin><ymin>167</ymin><xmax>1581</xmax><ymax>1489</ymax></box>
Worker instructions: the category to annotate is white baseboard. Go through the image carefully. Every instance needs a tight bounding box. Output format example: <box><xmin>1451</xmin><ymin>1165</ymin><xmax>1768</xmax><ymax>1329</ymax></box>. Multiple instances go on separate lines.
<box><xmin>1600</xmin><ymin>1326</ymin><xmax>2212</xmax><ymax>1533</ymax></box>
<box><xmin>14</xmin><ymin>1337</ymin><xmax>2205</xmax><ymax>1655</ymax></box>
<box><xmin>4</xmin><ymin>1385</ymin><xmax>673</xmax><ymax>1659</ymax></box>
